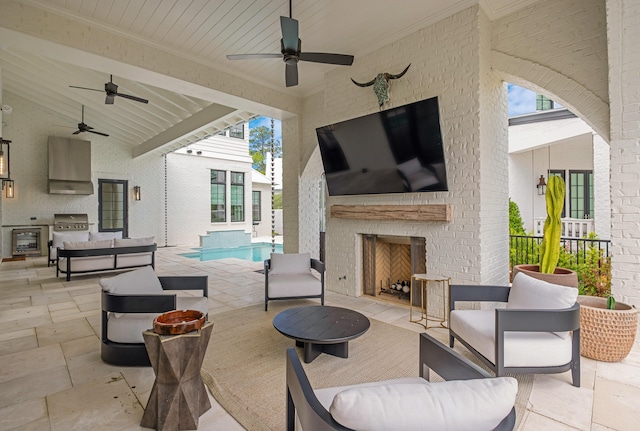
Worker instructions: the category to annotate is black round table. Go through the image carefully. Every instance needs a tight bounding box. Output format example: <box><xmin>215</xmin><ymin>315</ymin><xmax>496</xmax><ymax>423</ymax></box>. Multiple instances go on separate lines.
<box><xmin>273</xmin><ymin>305</ymin><xmax>370</xmax><ymax>363</ymax></box>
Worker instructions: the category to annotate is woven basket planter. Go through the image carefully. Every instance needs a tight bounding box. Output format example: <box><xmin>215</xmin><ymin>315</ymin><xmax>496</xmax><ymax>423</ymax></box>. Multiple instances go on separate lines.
<box><xmin>577</xmin><ymin>295</ymin><xmax>638</xmax><ymax>362</ymax></box>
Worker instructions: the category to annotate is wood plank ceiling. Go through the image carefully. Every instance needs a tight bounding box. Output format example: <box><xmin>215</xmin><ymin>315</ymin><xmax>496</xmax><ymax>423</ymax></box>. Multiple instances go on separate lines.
<box><xmin>0</xmin><ymin>0</ymin><xmax>540</xmax><ymax>155</ymax></box>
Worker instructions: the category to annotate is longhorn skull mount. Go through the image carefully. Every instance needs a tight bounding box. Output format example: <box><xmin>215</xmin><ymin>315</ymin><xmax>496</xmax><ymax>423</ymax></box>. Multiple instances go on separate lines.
<box><xmin>351</xmin><ymin>64</ymin><xmax>411</xmax><ymax>108</ymax></box>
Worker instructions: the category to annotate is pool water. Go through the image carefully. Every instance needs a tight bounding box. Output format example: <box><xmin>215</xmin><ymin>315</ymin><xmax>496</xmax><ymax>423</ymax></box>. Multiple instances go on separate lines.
<box><xmin>181</xmin><ymin>243</ymin><xmax>283</xmax><ymax>262</ymax></box>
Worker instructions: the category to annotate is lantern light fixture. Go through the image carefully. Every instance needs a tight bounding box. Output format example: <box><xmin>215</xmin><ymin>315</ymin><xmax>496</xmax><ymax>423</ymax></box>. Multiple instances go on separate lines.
<box><xmin>537</xmin><ymin>175</ymin><xmax>547</xmax><ymax>195</ymax></box>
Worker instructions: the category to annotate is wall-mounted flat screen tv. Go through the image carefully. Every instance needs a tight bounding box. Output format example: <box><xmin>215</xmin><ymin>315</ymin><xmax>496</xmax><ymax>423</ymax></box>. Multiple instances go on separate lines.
<box><xmin>316</xmin><ymin>97</ymin><xmax>448</xmax><ymax>196</ymax></box>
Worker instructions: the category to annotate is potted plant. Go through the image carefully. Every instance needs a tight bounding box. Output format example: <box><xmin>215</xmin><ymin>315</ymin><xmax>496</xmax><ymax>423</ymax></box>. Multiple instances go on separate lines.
<box><xmin>513</xmin><ymin>176</ymin><xmax>579</xmax><ymax>288</ymax></box>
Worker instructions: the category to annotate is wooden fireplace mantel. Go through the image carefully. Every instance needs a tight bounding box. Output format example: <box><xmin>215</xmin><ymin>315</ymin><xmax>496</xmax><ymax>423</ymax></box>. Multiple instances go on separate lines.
<box><xmin>331</xmin><ymin>204</ymin><xmax>452</xmax><ymax>222</ymax></box>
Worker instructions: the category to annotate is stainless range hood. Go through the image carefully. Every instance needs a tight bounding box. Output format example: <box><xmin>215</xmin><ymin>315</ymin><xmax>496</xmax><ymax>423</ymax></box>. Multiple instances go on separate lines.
<box><xmin>48</xmin><ymin>136</ymin><xmax>94</xmax><ymax>195</ymax></box>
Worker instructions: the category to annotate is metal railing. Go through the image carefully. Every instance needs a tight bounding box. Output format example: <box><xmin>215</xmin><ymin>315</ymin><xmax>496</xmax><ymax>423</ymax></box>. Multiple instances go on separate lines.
<box><xmin>510</xmin><ymin>234</ymin><xmax>611</xmax><ymax>267</ymax></box>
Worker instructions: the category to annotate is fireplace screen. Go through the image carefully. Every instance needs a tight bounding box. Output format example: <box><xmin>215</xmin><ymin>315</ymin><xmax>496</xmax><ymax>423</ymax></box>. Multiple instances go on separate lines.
<box><xmin>12</xmin><ymin>228</ymin><xmax>42</xmax><ymax>256</ymax></box>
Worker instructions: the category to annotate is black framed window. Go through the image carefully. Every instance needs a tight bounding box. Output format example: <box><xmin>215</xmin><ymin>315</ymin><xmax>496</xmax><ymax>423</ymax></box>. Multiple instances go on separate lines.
<box><xmin>569</xmin><ymin>170</ymin><xmax>593</xmax><ymax>219</ymax></box>
<box><xmin>98</xmin><ymin>179</ymin><xmax>128</xmax><ymax>237</ymax></box>
<box><xmin>252</xmin><ymin>191</ymin><xmax>261</xmax><ymax>222</ymax></box>
<box><xmin>211</xmin><ymin>170</ymin><xmax>226</xmax><ymax>222</ymax></box>
<box><xmin>230</xmin><ymin>172</ymin><xmax>245</xmax><ymax>222</ymax></box>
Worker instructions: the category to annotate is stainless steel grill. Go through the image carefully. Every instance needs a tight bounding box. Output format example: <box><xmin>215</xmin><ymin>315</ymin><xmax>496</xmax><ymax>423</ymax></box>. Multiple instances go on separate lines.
<box><xmin>53</xmin><ymin>213</ymin><xmax>89</xmax><ymax>231</ymax></box>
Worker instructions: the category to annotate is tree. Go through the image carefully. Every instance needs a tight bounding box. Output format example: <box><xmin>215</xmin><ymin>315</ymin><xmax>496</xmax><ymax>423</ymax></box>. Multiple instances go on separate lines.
<box><xmin>249</xmin><ymin>125</ymin><xmax>282</xmax><ymax>174</ymax></box>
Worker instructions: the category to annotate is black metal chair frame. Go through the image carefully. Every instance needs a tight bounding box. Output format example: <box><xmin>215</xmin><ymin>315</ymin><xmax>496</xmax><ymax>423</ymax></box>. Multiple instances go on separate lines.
<box><xmin>101</xmin><ymin>275</ymin><xmax>208</xmax><ymax>366</ymax></box>
<box><xmin>264</xmin><ymin>258</ymin><xmax>325</xmax><ymax>311</ymax></box>
<box><xmin>449</xmin><ymin>284</ymin><xmax>581</xmax><ymax>387</ymax></box>
<box><xmin>286</xmin><ymin>332</ymin><xmax>516</xmax><ymax>431</ymax></box>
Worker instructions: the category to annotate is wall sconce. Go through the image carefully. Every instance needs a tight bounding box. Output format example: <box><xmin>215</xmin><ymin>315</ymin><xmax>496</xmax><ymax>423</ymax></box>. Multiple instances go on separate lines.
<box><xmin>2</xmin><ymin>179</ymin><xmax>14</xmax><ymax>198</ymax></box>
<box><xmin>133</xmin><ymin>186</ymin><xmax>141</xmax><ymax>201</ymax></box>
<box><xmin>537</xmin><ymin>175</ymin><xmax>547</xmax><ymax>195</ymax></box>
<box><xmin>0</xmin><ymin>138</ymin><xmax>10</xmax><ymax>180</ymax></box>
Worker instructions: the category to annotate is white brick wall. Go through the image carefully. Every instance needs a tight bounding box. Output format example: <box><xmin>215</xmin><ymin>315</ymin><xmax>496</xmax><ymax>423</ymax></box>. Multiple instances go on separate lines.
<box><xmin>607</xmin><ymin>0</ymin><xmax>640</xmax><ymax>307</ymax></box>
<box><xmin>296</xmin><ymin>6</ymin><xmax>506</xmax><ymax>298</ymax></box>
<box><xmin>0</xmin><ymin>92</ymin><xmax>166</xmax><ymax>256</ymax></box>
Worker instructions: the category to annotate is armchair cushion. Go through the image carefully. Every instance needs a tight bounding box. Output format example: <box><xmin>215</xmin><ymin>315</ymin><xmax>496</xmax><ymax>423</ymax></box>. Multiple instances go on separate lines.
<box><xmin>327</xmin><ymin>376</ymin><xmax>517</xmax><ymax>431</ymax></box>
<box><xmin>100</xmin><ymin>266</ymin><xmax>163</xmax><ymax>295</ymax></box>
<box><xmin>507</xmin><ymin>272</ymin><xmax>578</xmax><ymax>339</ymax></box>
<box><xmin>450</xmin><ymin>310</ymin><xmax>573</xmax><ymax>367</ymax></box>
<box><xmin>269</xmin><ymin>252</ymin><xmax>311</xmax><ymax>275</ymax></box>
<box><xmin>267</xmin><ymin>274</ymin><xmax>322</xmax><ymax>298</ymax></box>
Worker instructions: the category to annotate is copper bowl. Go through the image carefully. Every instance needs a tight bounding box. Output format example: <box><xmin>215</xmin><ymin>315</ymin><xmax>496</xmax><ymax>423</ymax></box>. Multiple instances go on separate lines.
<box><xmin>153</xmin><ymin>310</ymin><xmax>205</xmax><ymax>335</ymax></box>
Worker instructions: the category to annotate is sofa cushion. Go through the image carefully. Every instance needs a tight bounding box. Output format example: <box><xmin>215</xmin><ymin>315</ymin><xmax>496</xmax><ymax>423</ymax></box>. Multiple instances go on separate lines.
<box><xmin>507</xmin><ymin>272</ymin><xmax>578</xmax><ymax>339</ymax></box>
<box><xmin>328</xmin><ymin>377</ymin><xmax>517</xmax><ymax>431</ymax></box>
<box><xmin>450</xmin><ymin>309</ymin><xmax>573</xmax><ymax>367</ymax></box>
<box><xmin>267</xmin><ymin>274</ymin><xmax>321</xmax><ymax>298</ymax></box>
<box><xmin>60</xmin><ymin>256</ymin><xmax>114</xmax><ymax>272</ymax></box>
<box><xmin>90</xmin><ymin>231</ymin><xmax>123</xmax><ymax>241</ymax></box>
<box><xmin>269</xmin><ymin>253</ymin><xmax>310</xmax><ymax>275</ymax></box>
<box><xmin>100</xmin><ymin>266</ymin><xmax>163</xmax><ymax>295</ymax></box>
<box><xmin>52</xmin><ymin>231</ymin><xmax>90</xmax><ymax>249</ymax></box>
<box><xmin>114</xmin><ymin>236</ymin><xmax>155</xmax><ymax>247</ymax></box>
<box><xmin>63</xmin><ymin>239</ymin><xmax>113</xmax><ymax>250</ymax></box>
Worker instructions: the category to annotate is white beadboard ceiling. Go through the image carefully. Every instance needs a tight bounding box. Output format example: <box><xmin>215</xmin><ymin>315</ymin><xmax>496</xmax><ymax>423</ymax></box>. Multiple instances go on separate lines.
<box><xmin>0</xmin><ymin>0</ymin><xmax>540</xmax><ymax>156</ymax></box>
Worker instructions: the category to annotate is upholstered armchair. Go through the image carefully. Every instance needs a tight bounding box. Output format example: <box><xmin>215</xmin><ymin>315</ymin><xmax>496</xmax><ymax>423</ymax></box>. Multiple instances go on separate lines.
<box><xmin>449</xmin><ymin>272</ymin><xmax>581</xmax><ymax>387</ymax></box>
<box><xmin>100</xmin><ymin>266</ymin><xmax>208</xmax><ymax>366</ymax></box>
<box><xmin>286</xmin><ymin>332</ymin><xmax>518</xmax><ymax>431</ymax></box>
<box><xmin>264</xmin><ymin>253</ymin><xmax>325</xmax><ymax>311</ymax></box>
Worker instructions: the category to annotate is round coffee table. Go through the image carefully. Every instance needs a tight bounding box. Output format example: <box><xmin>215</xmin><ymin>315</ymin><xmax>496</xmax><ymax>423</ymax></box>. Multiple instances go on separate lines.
<box><xmin>273</xmin><ymin>305</ymin><xmax>370</xmax><ymax>363</ymax></box>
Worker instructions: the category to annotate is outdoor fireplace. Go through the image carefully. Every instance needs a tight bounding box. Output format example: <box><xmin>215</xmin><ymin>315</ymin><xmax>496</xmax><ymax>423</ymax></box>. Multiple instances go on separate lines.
<box><xmin>12</xmin><ymin>228</ymin><xmax>42</xmax><ymax>256</ymax></box>
<box><xmin>362</xmin><ymin>235</ymin><xmax>426</xmax><ymax>306</ymax></box>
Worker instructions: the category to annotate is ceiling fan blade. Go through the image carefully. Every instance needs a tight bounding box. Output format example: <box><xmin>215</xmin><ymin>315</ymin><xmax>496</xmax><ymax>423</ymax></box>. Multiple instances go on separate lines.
<box><xmin>116</xmin><ymin>93</ymin><xmax>149</xmax><ymax>104</ymax></box>
<box><xmin>70</xmin><ymin>85</ymin><xmax>103</xmax><ymax>92</ymax></box>
<box><xmin>299</xmin><ymin>52</ymin><xmax>354</xmax><ymax>65</ymax></box>
<box><xmin>105</xmin><ymin>94</ymin><xmax>116</xmax><ymax>104</ymax></box>
<box><xmin>280</xmin><ymin>16</ymin><xmax>299</xmax><ymax>52</ymax></box>
<box><xmin>72</xmin><ymin>130</ymin><xmax>82</xmax><ymax>135</ymax></box>
<box><xmin>227</xmin><ymin>53</ymin><xmax>282</xmax><ymax>60</ymax></box>
<box><xmin>285</xmin><ymin>62</ymin><xmax>298</xmax><ymax>87</ymax></box>
<box><xmin>88</xmin><ymin>130</ymin><xmax>110</xmax><ymax>137</ymax></box>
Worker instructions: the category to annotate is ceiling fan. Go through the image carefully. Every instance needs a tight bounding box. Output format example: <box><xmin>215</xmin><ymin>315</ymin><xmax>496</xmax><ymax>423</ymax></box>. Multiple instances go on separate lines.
<box><xmin>70</xmin><ymin>75</ymin><xmax>149</xmax><ymax>104</ymax></box>
<box><xmin>226</xmin><ymin>0</ymin><xmax>354</xmax><ymax>87</ymax></box>
<box><xmin>73</xmin><ymin>105</ymin><xmax>109</xmax><ymax>137</ymax></box>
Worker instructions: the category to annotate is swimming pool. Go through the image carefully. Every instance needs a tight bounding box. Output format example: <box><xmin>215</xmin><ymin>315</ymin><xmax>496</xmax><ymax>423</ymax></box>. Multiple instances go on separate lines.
<box><xmin>181</xmin><ymin>243</ymin><xmax>283</xmax><ymax>262</ymax></box>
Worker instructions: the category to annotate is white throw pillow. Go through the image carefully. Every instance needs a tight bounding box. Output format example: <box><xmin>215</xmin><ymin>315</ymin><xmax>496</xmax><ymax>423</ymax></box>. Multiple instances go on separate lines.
<box><xmin>100</xmin><ymin>266</ymin><xmax>163</xmax><ymax>295</ymax></box>
<box><xmin>507</xmin><ymin>272</ymin><xmax>578</xmax><ymax>339</ymax></box>
<box><xmin>329</xmin><ymin>377</ymin><xmax>517</xmax><ymax>431</ymax></box>
<box><xmin>52</xmin><ymin>231</ymin><xmax>90</xmax><ymax>249</ymax></box>
<box><xmin>507</xmin><ymin>272</ymin><xmax>578</xmax><ymax>310</ymax></box>
<box><xmin>114</xmin><ymin>236</ymin><xmax>155</xmax><ymax>247</ymax></box>
<box><xmin>90</xmin><ymin>231</ymin><xmax>123</xmax><ymax>241</ymax></box>
<box><xmin>63</xmin><ymin>239</ymin><xmax>113</xmax><ymax>249</ymax></box>
<box><xmin>269</xmin><ymin>253</ymin><xmax>311</xmax><ymax>275</ymax></box>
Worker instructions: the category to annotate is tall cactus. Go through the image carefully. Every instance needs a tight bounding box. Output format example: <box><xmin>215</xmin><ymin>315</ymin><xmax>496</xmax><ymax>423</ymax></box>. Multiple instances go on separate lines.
<box><xmin>539</xmin><ymin>175</ymin><xmax>565</xmax><ymax>274</ymax></box>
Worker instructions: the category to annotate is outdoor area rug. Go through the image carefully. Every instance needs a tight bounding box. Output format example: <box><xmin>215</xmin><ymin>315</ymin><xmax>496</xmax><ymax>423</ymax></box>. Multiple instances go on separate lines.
<box><xmin>201</xmin><ymin>301</ymin><xmax>533</xmax><ymax>431</ymax></box>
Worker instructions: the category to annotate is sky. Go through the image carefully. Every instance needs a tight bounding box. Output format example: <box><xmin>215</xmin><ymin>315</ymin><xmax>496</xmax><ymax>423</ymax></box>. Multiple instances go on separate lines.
<box><xmin>249</xmin><ymin>116</ymin><xmax>282</xmax><ymax>143</ymax></box>
<box><xmin>507</xmin><ymin>83</ymin><xmax>537</xmax><ymax>116</ymax></box>
<box><xmin>249</xmin><ymin>84</ymin><xmax>547</xmax><ymax>135</ymax></box>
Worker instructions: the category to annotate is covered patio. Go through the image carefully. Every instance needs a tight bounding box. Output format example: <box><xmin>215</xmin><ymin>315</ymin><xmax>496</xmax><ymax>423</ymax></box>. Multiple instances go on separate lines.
<box><xmin>1</xmin><ymin>248</ymin><xmax>639</xmax><ymax>430</ymax></box>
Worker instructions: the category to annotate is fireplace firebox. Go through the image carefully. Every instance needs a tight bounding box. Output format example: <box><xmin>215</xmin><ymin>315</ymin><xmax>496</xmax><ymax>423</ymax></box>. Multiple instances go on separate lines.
<box><xmin>12</xmin><ymin>228</ymin><xmax>42</xmax><ymax>256</ymax></box>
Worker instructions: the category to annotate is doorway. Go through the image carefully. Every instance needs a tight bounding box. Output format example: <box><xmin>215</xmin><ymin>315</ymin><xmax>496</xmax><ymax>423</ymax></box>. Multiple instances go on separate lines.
<box><xmin>98</xmin><ymin>179</ymin><xmax>128</xmax><ymax>237</ymax></box>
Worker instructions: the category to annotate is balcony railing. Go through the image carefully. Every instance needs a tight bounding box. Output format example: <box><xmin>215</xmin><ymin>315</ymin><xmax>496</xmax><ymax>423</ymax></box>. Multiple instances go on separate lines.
<box><xmin>510</xmin><ymin>234</ymin><xmax>611</xmax><ymax>268</ymax></box>
<box><xmin>534</xmin><ymin>217</ymin><xmax>595</xmax><ymax>238</ymax></box>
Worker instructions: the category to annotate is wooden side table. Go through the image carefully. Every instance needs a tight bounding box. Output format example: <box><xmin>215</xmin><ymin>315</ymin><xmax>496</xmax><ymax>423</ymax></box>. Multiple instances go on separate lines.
<box><xmin>141</xmin><ymin>322</ymin><xmax>214</xmax><ymax>431</ymax></box>
<box><xmin>409</xmin><ymin>274</ymin><xmax>450</xmax><ymax>329</ymax></box>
